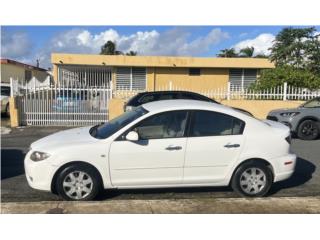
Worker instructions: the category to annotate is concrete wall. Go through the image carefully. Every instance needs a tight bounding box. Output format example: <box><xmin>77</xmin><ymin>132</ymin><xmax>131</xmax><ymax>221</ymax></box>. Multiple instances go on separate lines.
<box><xmin>108</xmin><ymin>98</ymin><xmax>304</xmax><ymax>121</ymax></box>
<box><xmin>52</xmin><ymin>53</ymin><xmax>275</xmax><ymax>89</ymax></box>
<box><xmin>52</xmin><ymin>53</ymin><xmax>275</xmax><ymax>69</ymax></box>
<box><xmin>1</xmin><ymin>64</ymin><xmax>25</xmax><ymax>83</ymax></box>
<box><xmin>1</xmin><ymin>64</ymin><xmax>49</xmax><ymax>83</ymax></box>
<box><xmin>220</xmin><ymin>100</ymin><xmax>304</xmax><ymax>119</ymax></box>
<box><xmin>152</xmin><ymin>67</ymin><xmax>228</xmax><ymax>91</ymax></box>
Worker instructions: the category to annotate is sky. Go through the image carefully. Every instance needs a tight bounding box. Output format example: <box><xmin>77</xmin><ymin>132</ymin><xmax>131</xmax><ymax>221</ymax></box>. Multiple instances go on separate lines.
<box><xmin>1</xmin><ymin>26</ymin><xmax>319</xmax><ymax>69</ymax></box>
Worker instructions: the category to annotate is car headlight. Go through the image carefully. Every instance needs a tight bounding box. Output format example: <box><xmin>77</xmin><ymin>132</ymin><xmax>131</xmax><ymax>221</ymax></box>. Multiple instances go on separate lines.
<box><xmin>280</xmin><ymin>112</ymin><xmax>300</xmax><ymax>117</ymax></box>
<box><xmin>30</xmin><ymin>151</ymin><xmax>50</xmax><ymax>161</ymax></box>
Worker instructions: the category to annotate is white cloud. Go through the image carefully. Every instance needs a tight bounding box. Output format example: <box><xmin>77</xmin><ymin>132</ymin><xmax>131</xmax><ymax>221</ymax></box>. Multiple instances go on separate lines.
<box><xmin>233</xmin><ymin>33</ymin><xmax>275</xmax><ymax>56</ymax></box>
<box><xmin>1</xmin><ymin>30</ymin><xmax>32</xmax><ymax>59</ymax></box>
<box><xmin>34</xmin><ymin>27</ymin><xmax>229</xmax><ymax>67</ymax></box>
<box><xmin>1</xmin><ymin>27</ymin><xmax>229</xmax><ymax>68</ymax></box>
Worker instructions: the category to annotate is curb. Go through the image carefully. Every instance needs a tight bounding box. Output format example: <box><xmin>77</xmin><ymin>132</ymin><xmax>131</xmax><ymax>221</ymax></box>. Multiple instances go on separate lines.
<box><xmin>1</xmin><ymin>196</ymin><xmax>320</xmax><ymax>214</ymax></box>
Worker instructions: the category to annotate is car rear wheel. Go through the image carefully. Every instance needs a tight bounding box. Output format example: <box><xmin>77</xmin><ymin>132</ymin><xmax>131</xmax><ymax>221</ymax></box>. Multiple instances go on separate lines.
<box><xmin>297</xmin><ymin>120</ymin><xmax>319</xmax><ymax>140</ymax></box>
<box><xmin>231</xmin><ymin>161</ymin><xmax>273</xmax><ymax>197</ymax></box>
<box><xmin>55</xmin><ymin>163</ymin><xmax>101</xmax><ymax>201</ymax></box>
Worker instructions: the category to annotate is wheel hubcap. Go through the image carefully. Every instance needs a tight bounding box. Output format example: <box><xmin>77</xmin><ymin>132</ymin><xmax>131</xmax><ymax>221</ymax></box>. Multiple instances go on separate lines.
<box><xmin>63</xmin><ymin>171</ymin><xmax>93</xmax><ymax>200</ymax></box>
<box><xmin>240</xmin><ymin>167</ymin><xmax>266</xmax><ymax>195</ymax></box>
<box><xmin>302</xmin><ymin>123</ymin><xmax>317</xmax><ymax>136</ymax></box>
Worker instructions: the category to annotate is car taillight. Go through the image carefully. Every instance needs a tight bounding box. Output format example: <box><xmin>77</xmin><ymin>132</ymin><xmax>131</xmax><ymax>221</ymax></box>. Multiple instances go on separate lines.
<box><xmin>285</xmin><ymin>135</ymin><xmax>291</xmax><ymax>144</ymax></box>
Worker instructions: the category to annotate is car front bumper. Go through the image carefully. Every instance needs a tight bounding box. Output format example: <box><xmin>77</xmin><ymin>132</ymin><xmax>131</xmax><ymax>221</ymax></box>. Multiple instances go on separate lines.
<box><xmin>266</xmin><ymin>114</ymin><xmax>298</xmax><ymax>132</ymax></box>
<box><xmin>24</xmin><ymin>151</ymin><xmax>57</xmax><ymax>191</ymax></box>
<box><xmin>272</xmin><ymin>153</ymin><xmax>297</xmax><ymax>182</ymax></box>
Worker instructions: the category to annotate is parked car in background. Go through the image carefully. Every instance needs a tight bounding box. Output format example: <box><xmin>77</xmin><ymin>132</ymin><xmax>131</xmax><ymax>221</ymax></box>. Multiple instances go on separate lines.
<box><xmin>52</xmin><ymin>90</ymin><xmax>100</xmax><ymax>111</ymax></box>
<box><xmin>267</xmin><ymin>97</ymin><xmax>320</xmax><ymax>140</ymax></box>
<box><xmin>1</xmin><ymin>84</ymin><xmax>11</xmax><ymax>117</ymax></box>
<box><xmin>124</xmin><ymin>91</ymin><xmax>253</xmax><ymax>116</ymax></box>
<box><xmin>25</xmin><ymin>100</ymin><xmax>295</xmax><ymax>201</ymax></box>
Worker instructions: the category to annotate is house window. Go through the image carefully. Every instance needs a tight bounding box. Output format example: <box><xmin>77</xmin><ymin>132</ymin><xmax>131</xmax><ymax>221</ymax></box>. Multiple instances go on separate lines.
<box><xmin>229</xmin><ymin>69</ymin><xmax>257</xmax><ymax>90</ymax></box>
<box><xmin>25</xmin><ymin>70</ymin><xmax>32</xmax><ymax>82</ymax></box>
<box><xmin>189</xmin><ymin>68</ymin><xmax>201</xmax><ymax>76</ymax></box>
<box><xmin>116</xmin><ymin>67</ymin><xmax>146</xmax><ymax>90</ymax></box>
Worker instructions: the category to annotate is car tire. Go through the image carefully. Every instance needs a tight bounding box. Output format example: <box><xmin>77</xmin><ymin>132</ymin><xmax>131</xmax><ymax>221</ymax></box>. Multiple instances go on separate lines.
<box><xmin>55</xmin><ymin>163</ymin><xmax>102</xmax><ymax>201</ymax></box>
<box><xmin>6</xmin><ymin>103</ymin><xmax>10</xmax><ymax>117</ymax></box>
<box><xmin>231</xmin><ymin>161</ymin><xmax>273</xmax><ymax>197</ymax></box>
<box><xmin>297</xmin><ymin>120</ymin><xmax>319</xmax><ymax>140</ymax></box>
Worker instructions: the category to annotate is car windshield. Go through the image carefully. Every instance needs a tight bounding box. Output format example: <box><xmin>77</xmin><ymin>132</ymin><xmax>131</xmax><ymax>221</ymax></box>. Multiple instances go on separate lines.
<box><xmin>301</xmin><ymin>98</ymin><xmax>320</xmax><ymax>108</ymax></box>
<box><xmin>1</xmin><ymin>86</ymin><xmax>10</xmax><ymax>96</ymax></box>
<box><xmin>90</xmin><ymin>106</ymin><xmax>148</xmax><ymax>139</ymax></box>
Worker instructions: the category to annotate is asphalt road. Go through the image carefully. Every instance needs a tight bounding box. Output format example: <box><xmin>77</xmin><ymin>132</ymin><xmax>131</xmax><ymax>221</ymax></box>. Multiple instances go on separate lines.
<box><xmin>1</xmin><ymin>124</ymin><xmax>319</xmax><ymax>202</ymax></box>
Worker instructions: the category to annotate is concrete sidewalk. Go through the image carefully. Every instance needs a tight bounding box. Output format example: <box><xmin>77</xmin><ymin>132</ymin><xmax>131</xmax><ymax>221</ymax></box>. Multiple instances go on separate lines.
<box><xmin>1</xmin><ymin>197</ymin><xmax>320</xmax><ymax>214</ymax></box>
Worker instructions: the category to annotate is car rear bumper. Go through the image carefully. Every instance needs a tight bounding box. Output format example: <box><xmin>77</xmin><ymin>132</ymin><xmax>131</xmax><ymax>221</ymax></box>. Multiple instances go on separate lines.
<box><xmin>272</xmin><ymin>153</ymin><xmax>297</xmax><ymax>182</ymax></box>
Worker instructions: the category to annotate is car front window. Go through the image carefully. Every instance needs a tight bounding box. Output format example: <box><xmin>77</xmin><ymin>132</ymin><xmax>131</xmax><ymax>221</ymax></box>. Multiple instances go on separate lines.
<box><xmin>90</xmin><ymin>106</ymin><xmax>148</xmax><ymax>139</ymax></box>
<box><xmin>133</xmin><ymin>110</ymin><xmax>188</xmax><ymax>140</ymax></box>
<box><xmin>302</xmin><ymin>98</ymin><xmax>320</xmax><ymax>108</ymax></box>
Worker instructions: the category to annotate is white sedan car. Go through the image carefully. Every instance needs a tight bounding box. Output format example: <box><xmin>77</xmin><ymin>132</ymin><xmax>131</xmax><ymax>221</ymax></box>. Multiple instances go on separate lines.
<box><xmin>25</xmin><ymin>100</ymin><xmax>296</xmax><ymax>200</ymax></box>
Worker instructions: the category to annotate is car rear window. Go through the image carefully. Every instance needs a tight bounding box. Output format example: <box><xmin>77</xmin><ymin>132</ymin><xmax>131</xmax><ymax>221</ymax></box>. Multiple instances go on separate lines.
<box><xmin>190</xmin><ymin>110</ymin><xmax>245</xmax><ymax>137</ymax></box>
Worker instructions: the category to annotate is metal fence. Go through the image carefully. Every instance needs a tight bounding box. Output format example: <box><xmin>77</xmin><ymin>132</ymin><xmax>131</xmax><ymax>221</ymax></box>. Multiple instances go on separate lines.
<box><xmin>11</xmin><ymin>78</ymin><xmax>112</xmax><ymax>126</ymax></box>
<box><xmin>157</xmin><ymin>82</ymin><xmax>320</xmax><ymax>101</ymax></box>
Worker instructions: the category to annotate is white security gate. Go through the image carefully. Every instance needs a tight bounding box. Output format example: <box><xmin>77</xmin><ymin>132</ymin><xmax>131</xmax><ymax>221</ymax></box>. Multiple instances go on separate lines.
<box><xmin>12</xmin><ymin>65</ymin><xmax>113</xmax><ymax>126</ymax></box>
<box><xmin>16</xmin><ymin>85</ymin><xmax>112</xmax><ymax>126</ymax></box>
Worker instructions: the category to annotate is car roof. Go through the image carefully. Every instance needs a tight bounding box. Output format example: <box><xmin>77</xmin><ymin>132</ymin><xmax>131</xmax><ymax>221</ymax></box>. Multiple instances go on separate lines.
<box><xmin>142</xmin><ymin>99</ymin><xmax>238</xmax><ymax>115</ymax></box>
<box><xmin>137</xmin><ymin>90</ymin><xmax>208</xmax><ymax>95</ymax></box>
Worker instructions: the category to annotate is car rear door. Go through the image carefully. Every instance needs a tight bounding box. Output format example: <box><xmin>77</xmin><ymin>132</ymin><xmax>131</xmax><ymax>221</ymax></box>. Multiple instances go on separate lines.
<box><xmin>183</xmin><ymin>110</ymin><xmax>245</xmax><ymax>184</ymax></box>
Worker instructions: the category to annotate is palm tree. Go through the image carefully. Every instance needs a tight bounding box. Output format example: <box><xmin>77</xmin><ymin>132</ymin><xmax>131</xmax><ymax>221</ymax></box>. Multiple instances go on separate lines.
<box><xmin>239</xmin><ymin>46</ymin><xmax>255</xmax><ymax>57</ymax></box>
<box><xmin>100</xmin><ymin>41</ymin><xmax>124</xmax><ymax>55</ymax></box>
<box><xmin>217</xmin><ymin>48</ymin><xmax>238</xmax><ymax>57</ymax></box>
<box><xmin>126</xmin><ymin>51</ymin><xmax>138</xmax><ymax>56</ymax></box>
<box><xmin>100</xmin><ymin>41</ymin><xmax>137</xmax><ymax>56</ymax></box>
<box><xmin>254</xmin><ymin>54</ymin><xmax>269</xmax><ymax>58</ymax></box>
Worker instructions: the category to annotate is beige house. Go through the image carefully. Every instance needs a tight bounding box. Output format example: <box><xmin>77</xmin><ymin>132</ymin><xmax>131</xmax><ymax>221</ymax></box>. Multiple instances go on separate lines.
<box><xmin>52</xmin><ymin>53</ymin><xmax>275</xmax><ymax>92</ymax></box>
<box><xmin>1</xmin><ymin>59</ymin><xmax>51</xmax><ymax>85</ymax></box>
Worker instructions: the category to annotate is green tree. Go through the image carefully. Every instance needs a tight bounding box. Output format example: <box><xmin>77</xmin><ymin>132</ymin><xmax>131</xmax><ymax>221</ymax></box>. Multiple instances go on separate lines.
<box><xmin>100</xmin><ymin>41</ymin><xmax>118</xmax><ymax>55</ymax></box>
<box><xmin>100</xmin><ymin>40</ymin><xmax>138</xmax><ymax>56</ymax></box>
<box><xmin>252</xmin><ymin>65</ymin><xmax>320</xmax><ymax>90</ymax></box>
<box><xmin>254</xmin><ymin>54</ymin><xmax>269</xmax><ymax>58</ymax></box>
<box><xmin>252</xmin><ymin>27</ymin><xmax>320</xmax><ymax>91</ymax></box>
<box><xmin>269</xmin><ymin>27</ymin><xmax>318</xmax><ymax>69</ymax></box>
<box><xmin>304</xmin><ymin>32</ymin><xmax>320</xmax><ymax>74</ymax></box>
<box><xmin>239</xmin><ymin>46</ymin><xmax>255</xmax><ymax>57</ymax></box>
<box><xmin>126</xmin><ymin>51</ymin><xmax>138</xmax><ymax>56</ymax></box>
<box><xmin>216</xmin><ymin>48</ymin><xmax>238</xmax><ymax>57</ymax></box>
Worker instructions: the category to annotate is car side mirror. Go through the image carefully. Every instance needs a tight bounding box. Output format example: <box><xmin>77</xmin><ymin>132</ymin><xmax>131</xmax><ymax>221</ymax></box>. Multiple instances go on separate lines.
<box><xmin>125</xmin><ymin>131</ymin><xmax>139</xmax><ymax>141</ymax></box>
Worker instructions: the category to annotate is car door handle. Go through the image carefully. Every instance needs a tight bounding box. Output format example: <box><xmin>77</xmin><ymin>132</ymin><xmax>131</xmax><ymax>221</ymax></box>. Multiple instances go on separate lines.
<box><xmin>165</xmin><ymin>146</ymin><xmax>182</xmax><ymax>151</ymax></box>
<box><xmin>224</xmin><ymin>144</ymin><xmax>240</xmax><ymax>148</ymax></box>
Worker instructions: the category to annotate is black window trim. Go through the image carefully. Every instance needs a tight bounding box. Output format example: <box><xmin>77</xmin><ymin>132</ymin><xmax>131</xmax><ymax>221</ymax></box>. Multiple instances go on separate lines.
<box><xmin>188</xmin><ymin>110</ymin><xmax>246</xmax><ymax>138</ymax></box>
<box><xmin>115</xmin><ymin>110</ymin><xmax>192</xmax><ymax>141</ymax></box>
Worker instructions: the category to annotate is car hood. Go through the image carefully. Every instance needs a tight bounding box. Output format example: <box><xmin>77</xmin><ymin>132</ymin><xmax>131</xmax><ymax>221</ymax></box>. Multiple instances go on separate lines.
<box><xmin>268</xmin><ymin>107</ymin><xmax>300</xmax><ymax>115</ymax></box>
<box><xmin>30</xmin><ymin>126</ymin><xmax>96</xmax><ymax>150</ymax></box>
<box><xmin>263</xmin><ymin>120</ymin><xmax>290</xmax><ymax>137</ymax></box>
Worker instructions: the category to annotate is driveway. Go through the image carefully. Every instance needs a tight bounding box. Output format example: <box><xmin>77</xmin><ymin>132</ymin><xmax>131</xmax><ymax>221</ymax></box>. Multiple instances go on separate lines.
<box><xmin>1</xmin><ymin>126</ymin><xmax>319</xmax><ymax>202</ymax></box>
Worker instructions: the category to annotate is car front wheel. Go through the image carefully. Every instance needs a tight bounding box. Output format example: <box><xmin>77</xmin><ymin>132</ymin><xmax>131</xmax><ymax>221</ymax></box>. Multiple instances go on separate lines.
<box><xmin>55</xmin><ymin>163</ymin><xmax>101</xmax><ymax>201</ymax></box>
<box><xmin>231</xmin><ymin>161</ymin><xmax>273</xmax><ymax>197</ymax></box>
<box><xmin>297</xmin><ymin>120</ymin><xmax>319</xmax><ymax>140</ymax></box>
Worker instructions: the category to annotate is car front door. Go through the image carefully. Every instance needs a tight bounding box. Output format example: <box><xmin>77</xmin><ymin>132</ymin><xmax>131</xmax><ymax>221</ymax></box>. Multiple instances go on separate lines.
<box><xmin>109</xmin><ymin>110</ymin><xmax>189</xmax><ymax>187</ymax></box>
<box><xmin>183</xmin><ymin>110</ymin><xmax>245</xmax><ymax>184</ymax></box>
